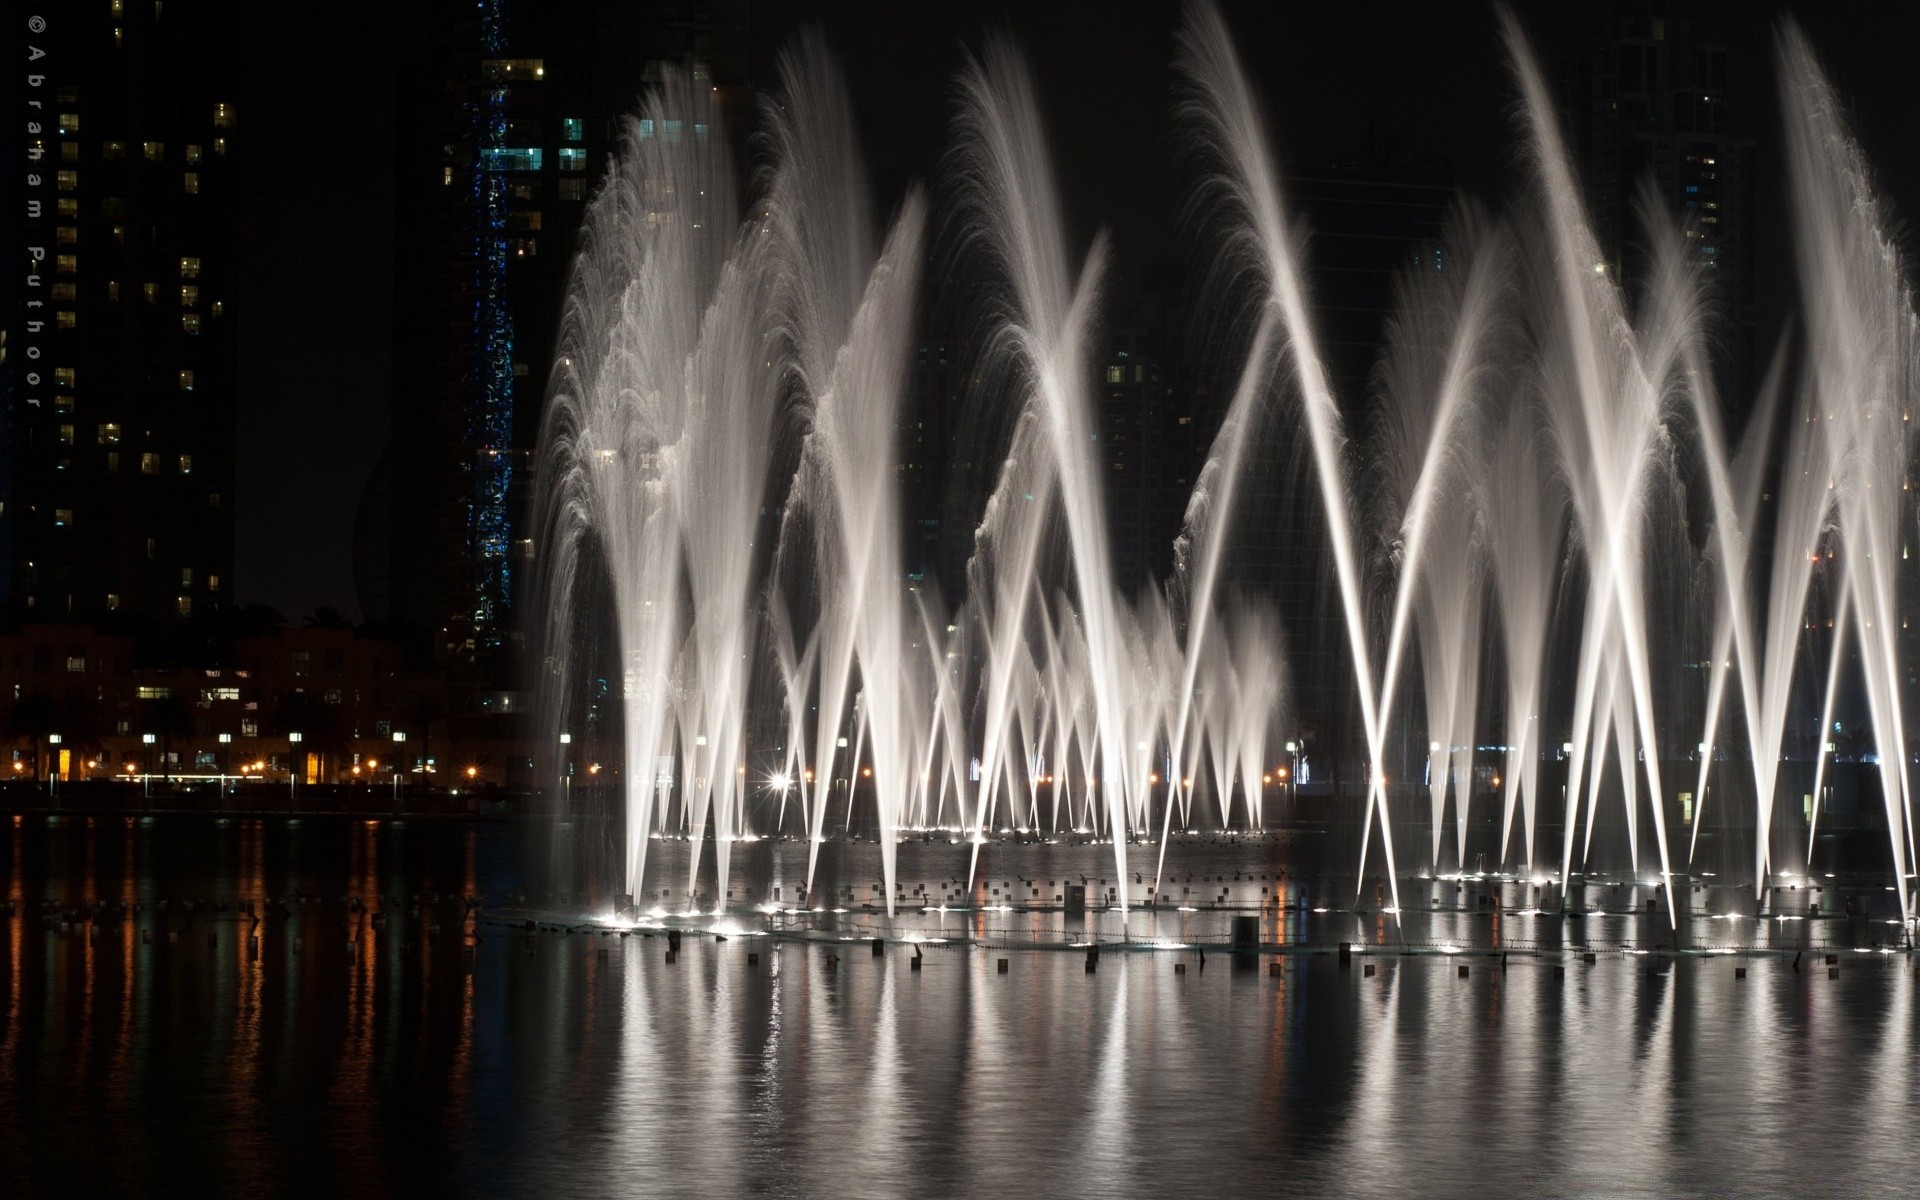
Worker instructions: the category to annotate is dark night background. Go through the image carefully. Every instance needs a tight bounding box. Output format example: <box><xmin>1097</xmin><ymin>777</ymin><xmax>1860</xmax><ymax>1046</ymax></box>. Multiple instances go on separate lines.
<box><xmin>230</xmin><ymin>0</ymin><xmax>1920</xmax><ymax>623</ymax></box>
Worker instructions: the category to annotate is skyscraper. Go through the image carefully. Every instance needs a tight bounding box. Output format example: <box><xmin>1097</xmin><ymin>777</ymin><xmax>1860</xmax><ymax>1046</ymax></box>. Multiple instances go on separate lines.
<box><xmin>1567</xmin><ymin>7</ymin><xmax>1753</xmax><ymax>399</ymax></box>
<box><xmin>1214</xmin><ymin>148</ymin><xmax>1454</xmax><ymax>778</ymax></box>
<box><xmin>4</xmin><ymin>2</ymin><xmax>241</xmax><ymax>628</ymax></box>
<box><xmin>386</xmin><ymin>0</ymin><xmax>753</xmax><ymax>687</ymax></box>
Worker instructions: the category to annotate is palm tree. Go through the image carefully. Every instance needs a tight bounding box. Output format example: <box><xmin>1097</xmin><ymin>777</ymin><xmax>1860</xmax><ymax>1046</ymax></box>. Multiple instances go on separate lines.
<box><xmin>4</xmin><ymin>691</ymin><xmax>58</xmax><ymax>780</ymax></box>
<box><xmin>139</xmin><ymin>692</ymin><xmax>196</xmax><ymax>784</ymax></box>
<box><xmin>399</xmin><ymin>690</ymin><xmax>448</xmax><ymax>781</ymax></box>
<box><xmin>303</xmin><ymin>606</ymin><xmax>354</xmax><ymax>630</ymax></box>
<box><xmin>269</xmin><ymin>689</ymin><xmax>346</xmax><ymax>780</ymax></box>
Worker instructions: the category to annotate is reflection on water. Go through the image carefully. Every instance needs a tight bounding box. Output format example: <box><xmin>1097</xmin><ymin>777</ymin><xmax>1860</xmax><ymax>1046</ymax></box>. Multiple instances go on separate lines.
<box><xmin>2</xmin><ymin>815</ymin><xmax>1916</xmax><ymax>1198</ymax></box>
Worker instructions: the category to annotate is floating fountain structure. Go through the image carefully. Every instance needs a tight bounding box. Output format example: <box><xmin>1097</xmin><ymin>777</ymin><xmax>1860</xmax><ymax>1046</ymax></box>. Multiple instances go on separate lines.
<box><xmin>534</xmin><ymin>6</ymin><xmax>1918</xmax><ymax>930</ymax></box>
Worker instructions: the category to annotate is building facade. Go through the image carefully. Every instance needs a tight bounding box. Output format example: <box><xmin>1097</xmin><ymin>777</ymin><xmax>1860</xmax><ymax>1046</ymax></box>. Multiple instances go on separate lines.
<box><xmin>1566</xmin><ymin>8</ymin><xmax>1754</xmax><ymax>399</ymax></box>
<box><xmin>4</xmin><ymin>2</ymin><xmax>240</xmax><ymax>628</ymax></box>
<box><xmin>386</xmin><ymin>0</ymin><xmax>754</xmax><ymax>684</ymax></box>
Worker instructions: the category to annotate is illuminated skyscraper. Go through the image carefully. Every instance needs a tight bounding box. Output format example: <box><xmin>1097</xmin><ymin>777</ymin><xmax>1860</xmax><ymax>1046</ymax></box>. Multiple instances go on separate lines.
<box><xmin>3</xmin><ymin>2</ymin><xmax>240</xmax><ymax>627</ymax></box>
<box><xmin>386</xmin><ymin>0</ymin><xmax>753</xmax><ymax>685</ymax></box>
<box><xmin>1567</xmin><ymin>8</ymin><xmax>1753</xmax><ymax>398</ymax></box>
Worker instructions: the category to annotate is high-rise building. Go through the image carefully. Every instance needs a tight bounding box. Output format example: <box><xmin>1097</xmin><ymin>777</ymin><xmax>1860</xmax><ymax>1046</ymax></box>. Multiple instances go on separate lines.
<box><xmin>1202</xmin><ymin>148</ymin><xmax>1452</xmax><ymax>779</ymax></box>
<box><xmin>3</xmin><ymin>2</ymin><xmax>241</xmax><ymax>628</ymax></box>
<box><xmin>1100</xmin><ymin>327</ymin><xmax>1193</xmax><ymax>594</ymax></box>
<box><xmin>385</xmin><ymin>0</ymin><xmax>753</xmax><ymax>686</ymax></box>
<box><xmin>1567</xmin><ymin>8</ymin><xmax>1753</xmax><ymax>399</ymax></box>
<box><xmin>906</xmin><ymin>336</ymin><xmax>961</xmax><ymax>594</ymax></box>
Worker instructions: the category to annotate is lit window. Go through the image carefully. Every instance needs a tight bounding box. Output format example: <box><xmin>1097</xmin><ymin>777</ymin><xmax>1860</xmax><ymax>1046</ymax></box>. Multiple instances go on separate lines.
<box><xmin>185</xmin><ymin>144</ymin><xmax>202</xmax><ymax>164</ymax></box>
<box><xmin>178</xmin><ymin>455</ymin><xmax>193</xmax><ymax>474</ymax></box>
<box><xmin>481</xmin><ymin>59</ymin><xmax>544</xmax><ymax>81</ymax></box>
<box><xmin>52</xmin><ymin>283</ymin><xmax>76</xmax><ymax>301</ymax></box>
<box><xmin>54</xmin><ymin>508</ymin><xmax>73</xmax><ymax>526</ymax></box>
<box><xmin>140</xmin><ymin>453</ymin><xmax>160</xmax><ymax>475</ymax></box>
<box><xmin>58</xmin><ymin>424</ymin><xmax>74</xmax><ymax>445</ymax></box>
<box><xmin>58</xmin><ymin>197</ymin><xmax>79</xmax><ymax>216</ymax></box>
<box><xmin>213</xmin><ymin>137</ymin><xmax>226</xmax><ymax>155</ymax></box>
<box><xmin>176</xmin><ymin>596</ymin><xmax>192</xmax><ymax>617</ymax></box>
<box><xmin>56</xmin><ymin>368</ymin><xmax>76</xmax><ymax>387</ymax></box>
<box><xmin>482</xmin><ymin>147</ymin><xmax>542</xmax><ymax>172</ymax></box>
<box><xmin>180</xmin><ymin>285</ymin><xmax>198</xmax><ymax>306</ymax></box>
<box><xmin>106</xmin><ymin>280</ymin><xmax>119</xmax><ymax>302</ymax></box>
<box><xmin>178</xmin><ymin>370</ymin><xmax>194</xmax><ymax>390</ymax></box>
<box><xmin>183</xmin><ymin>172</ymin><xmax>198</xmax><ymax>194</ymax></box>
<box><xmin>558</xmin><ymin>147</ymin><xmax>586</xmax><ymax>171</ymax></box>
<box><xmin>240</xmin><ymin>719</ymin><xmax>257</xmax><ymax>737</ymax></box>
<box><xmin>57</xmin><ymin>226</ymin><xmax>77</xmax><ymax>244</ymax></box>
<box><xmin>56</xmin><ymin>254</ymin><xmax>77</xmax><ymax>273</ymax></box>
<box><xmin>144</xmin><ymin>282</ymin><xmax>157</xmax><ymax>303</ymax></box>
<box><xmin>112</xmin><ymin>225</ymin><xmax>125</xmax><ymax>246</ymax></box>
<box><xmin>181</xmin><ymin>313</ymin><xmax>201</xmax><ymax>334</ymax></box>
<box><xmin>56</xmin><ymin>170</ymin><xmax>77</xmax><ymax>190</ymax></box>
<box><xmin>213</xmin><ymin>102</ymin><xmax>234</xmax><ymax>128</ymax></box>
<box><xmin>54</xmin><ymin>395</ymin><xmax>73</xmax><ymax>412</ymax></box>
<box><xmin>97</xmin><ymin>423</ymin><xmax>121</xmax><ymax>445</ymax></box>
<box><xmin>1105</xmin><ymin>366</ymin><xmax>1125</xmax><ymax>383</ymax></box>
<box><xmin>207</xmin><ymin>574</ymin><xmax>220</xmax><ymax>593</ymax></box>
<box><xmin>67</xmin><ymin>657</ymin><xmax>86</xmax><ymax>674</ymax></box>
<box><xmin>559</xmin><ymin>177</ymin><xmax>586</xmax><ymax>202</ymax></box>
<box><xmin>107</xmin><ymin>594</ymin><xmax>120</xmax><ymax>611</ymax></box>
<box><xmin>103</xmin><ymin>140</ymin><xmax>125</xmax><ymax>160</ymax></box>
<box><xmin>181</xmin><ymin>567</ymin><xmax>193</xmax><ymax>587</ymax></box>
<box><xmin>562</xmin><ymin>117</ymin><xmax>584</xmax><ymax>141</ymax></box>
<box><xmin>56</xmin><ymin>311</ymin><xmax>77</xmax><ymax>330</ymax></box>
<box><xmin>142</xmin><ymin>141</ymin><xmax>164</xmax><ymax>161</ymax></box>
<box><xmin>138</xmin><ymin>686</ymin><xmax>172</xmax><ymax>701</ymax></box>
<box><xmin>59</xmin><ymin>113</ymin><xmax>80</xmax><ymax>135</ymax></box>
<box><xmin>210</xmin><ymin>300</ymin><xmax>224</xmax><ymax>318</ymax></box>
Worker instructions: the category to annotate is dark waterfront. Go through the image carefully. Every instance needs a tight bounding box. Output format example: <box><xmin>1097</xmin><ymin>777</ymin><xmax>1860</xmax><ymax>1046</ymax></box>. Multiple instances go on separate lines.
<box><xmin>2</xmin><ymin>815</ymin><xmax>1917</xmax><ymax>1199</ymax></box>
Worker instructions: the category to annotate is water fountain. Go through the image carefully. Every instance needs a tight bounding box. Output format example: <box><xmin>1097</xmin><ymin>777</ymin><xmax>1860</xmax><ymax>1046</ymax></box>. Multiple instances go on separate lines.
<box><xmin>533</xmin><ymin>4</ymin><xmax>1918</xmax><ymax>939</ymax></box>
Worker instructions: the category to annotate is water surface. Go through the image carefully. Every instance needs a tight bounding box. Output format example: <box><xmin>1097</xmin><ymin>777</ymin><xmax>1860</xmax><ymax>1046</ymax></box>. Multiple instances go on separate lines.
<box><xmin>2</xmin><ymin>815</ymin><xmax>1915</xmax><ymax>1198</ymax></box>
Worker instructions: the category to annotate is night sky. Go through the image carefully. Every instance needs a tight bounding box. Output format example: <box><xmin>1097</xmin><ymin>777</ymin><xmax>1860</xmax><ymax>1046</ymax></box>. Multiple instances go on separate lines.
<box><xmin>233</xmin><ymin>0</ymin><xmax>1920</xmax><ymax>622</ymax></box>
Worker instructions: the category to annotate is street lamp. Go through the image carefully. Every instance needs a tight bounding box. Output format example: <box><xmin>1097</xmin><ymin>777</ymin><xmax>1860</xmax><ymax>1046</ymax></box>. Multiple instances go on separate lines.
<box><xmin>141</xmin><ymin>732</ymin><xmax>157</xmax><ymax>799</ymax></box>
<box><xmin>391</xmin><ymin>730</ymin><xmax>407</xmax><ymax>808</ymax></box>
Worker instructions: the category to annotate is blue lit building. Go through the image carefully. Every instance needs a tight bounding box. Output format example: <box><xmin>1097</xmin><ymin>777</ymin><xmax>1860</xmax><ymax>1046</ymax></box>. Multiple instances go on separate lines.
<box><xmin>1566</xmin><ymin>8</ymin><xmax>1754</xmax><ymax>400</ymax></box>
<box><xmin>386</xmin><ymin>0</ymin><xmax>753</xmax><ymax>694</ymax></box>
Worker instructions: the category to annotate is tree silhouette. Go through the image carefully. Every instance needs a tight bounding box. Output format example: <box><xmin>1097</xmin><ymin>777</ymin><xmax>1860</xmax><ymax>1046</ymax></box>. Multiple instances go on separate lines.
<box><xmin>399</xmin><ymin>689</ymin><xmax>448</xmax><ymax>778</ymax></box>
<box><xmin>4</xmin><ymin>691</ymin><xmax>59</xmax><ymax>779</ymax></box>
<box><xmin>230</xmin><ymin>603</ymin><xmax>287</xmax><ymax>640</ymax></box>
<box><xmin>303</xmin><ymin>606</ymin><xmax>354</xmax><ymax>630</ymax></box>
<box><xmin>270</xmin><ymin>689</ymin><xmax>346</xmax><ymax>779</ymax></box>
<box><xmin>138</xmin><ymin>691</ymin><xmax>196</xmax><ymax>783</ymax></box>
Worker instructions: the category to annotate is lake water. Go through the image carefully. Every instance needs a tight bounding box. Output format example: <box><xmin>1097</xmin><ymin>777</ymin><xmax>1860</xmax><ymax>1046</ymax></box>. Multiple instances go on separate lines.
<box><xmin>2</xmin><ymin>814</ymin><xmax>1916</xmax><ymax>1198</ymax></box>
